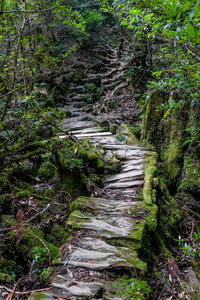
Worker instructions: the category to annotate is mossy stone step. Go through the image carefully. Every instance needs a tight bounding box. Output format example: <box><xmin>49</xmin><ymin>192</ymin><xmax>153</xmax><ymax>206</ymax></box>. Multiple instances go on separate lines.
<box><xmin>104</xmin><ymin>169</ymin><xmax>144</xmax><ymax>183</ymax></box>
<box><xmin>104</xmin><ymin>180</ymin><xmax>144</xmax><ymax>190</ymax></box>
<box><xmin>67</xmin><ymin>210</ymin><xmax>144</xmax><ymax>240</ymax></box>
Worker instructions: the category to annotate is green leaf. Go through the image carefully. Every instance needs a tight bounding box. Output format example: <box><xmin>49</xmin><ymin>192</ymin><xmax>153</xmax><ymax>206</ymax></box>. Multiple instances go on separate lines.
<box><xmin>186</xmin><ymin>22</ymin><xmax>196</xmax><ymax>38</ymax></box>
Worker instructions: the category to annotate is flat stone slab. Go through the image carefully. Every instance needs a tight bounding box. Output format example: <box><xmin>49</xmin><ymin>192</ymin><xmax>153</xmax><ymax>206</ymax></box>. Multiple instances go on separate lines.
<box><xmin>73</xmin><ymin>132</ymin><xmax>112</xmax><ymax>138</ymax></box>
<box><xmin>104</xmin><ymin>180</ymin><xmax>144</xmax><ymax>190</ymax></box>
<box><xmin>52</xmin><ymin>276</ymin><xmax>103</xmax><ymax>297</ymax></box>
<box><xmin>83</xmin><ymin>197</ymin><xmax>140</xmax><ymax>213</ymax></box>
<box><xmin>69</xmin><ymin>127</ymin><xmax>103</xmax><ymax>134</ymax></box>
<box><xmin>104</xmin><ymin>169</ymin><xmax>144</xmax><ymax>183</ymax></box>
<box><xmin>70</xmin><ymin>211</ymin><xmax>138</xmax><ymax>238</ymax></box>
<box><xmin>66</xmin><ymin>247</ymin><xmax>129</xmax><ymax>270</ymax></box>
<box><xmin>111</xmin><ymin>149</ymin><xmax>149</xmax><ymax>158</ymax></box>
<box><xmin>79</xmin><ymin>237</ymin><xmax>121</xmax><ymax>252</ymax></box>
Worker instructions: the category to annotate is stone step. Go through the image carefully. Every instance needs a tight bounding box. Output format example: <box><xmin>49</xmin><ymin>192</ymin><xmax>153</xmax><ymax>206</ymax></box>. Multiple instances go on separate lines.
<box><xmin>69</xmin><ymin>211</ymin><xmax>139</xmax><ymax>238</ymax></box>
<box><xmin>61</xmin><ymin>120</ymin><xmax>96</xmax><ymax>131</ymax></box>
<box><xmin>66</xmin><ymin>247</ymin><xmax>129</xmax><ymax>270</ymax></box>
<box><xmin>104</xmin><ymin>169</ymin><xmax>144</xmax><ymax>183</ymax></box>
<box><xmin>70</xmin><ymin>127</ymin><xmax>103</xmax><ymax>135</ymax></box>
<box><xmin>78</xmin><ymin>197</ymin><xmax>139</xmax><ymax>213</ymax></box>
<box><xmin>73</xmin><ymin>132</ymin><xmax>112</xmax><ymax>138</ymax></box>
<box><xmin>103</xmin><ymin>144</ymin><xmax>144</xmax><ymax>151</ymax></box>
<box><xmin>52</xmin><ymin>277</ymin><xmax>103</xmax><ymax>297</ymax></box>
<box><xmin>103</xmin><ymin>79</ymin><xmax>123</xmax><ymax>91</ymax></box>
<box><xmin>71</xmin><ymin>95</ymin><xmax>87</xmax><ymax>101</ymax></box>
<box><xmin>69</xmin><ymin>85</ymin><xmax>85</xmax><ymax>93</ymax></box>
<box><xmin>104</xmin><ymin>180</ymin><xmax>144</xmax><ymax>190</ymax></box>
<box><xmin>122</xmin><ymin>163</ymin><xmax>144</xmax><ymax>172</ymax></box>
<box><xmin>111</xmin><ymin>149</ymin><xmax>149</xmax><ymax>158</ymax></box>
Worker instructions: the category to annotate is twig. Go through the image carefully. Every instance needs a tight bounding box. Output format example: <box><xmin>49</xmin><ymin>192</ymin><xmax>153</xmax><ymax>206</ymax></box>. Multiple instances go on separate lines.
<box><xmin>0</xmin><ymin>286</ymin><xmax>52</xmax><ymax>295</ymax></box>
<box><xmin>9</xmin><ymin>278</ymin><xmax>22</xmax><ymax>300</ymax></box>
<box><xmin>0</xmin><ymin>2</ymin><xmax>64</xmax><ymax>14</ymax></box>
<box><xmin>27</xmin><ymin>204</ymin><xmax>51</xmax><ymax>223</ymax></box>
<box><xmin>0</xmin><ymin>88</ymin><xmax>20</xmax><ymax>99</ymax></box>
<box><xmin>30</xmin><ymin>103</ymin><xmax>83</xmax><ymax>147</ymax></box>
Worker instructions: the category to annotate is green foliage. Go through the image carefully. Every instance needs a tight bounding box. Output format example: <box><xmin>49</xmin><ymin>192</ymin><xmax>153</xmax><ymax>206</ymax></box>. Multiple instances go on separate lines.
<box><xmin>177</xmin><ymin>229</ymin><xmax>200</xmax><ymax>258</ymax></box>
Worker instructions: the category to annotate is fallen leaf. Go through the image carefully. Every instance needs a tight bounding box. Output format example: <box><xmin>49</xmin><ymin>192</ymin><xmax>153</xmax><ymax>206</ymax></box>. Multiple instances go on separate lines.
<box><xmin>6</xmin><ymin>293</ymin><xmax>12</xmax><ymax>300</ymax></box>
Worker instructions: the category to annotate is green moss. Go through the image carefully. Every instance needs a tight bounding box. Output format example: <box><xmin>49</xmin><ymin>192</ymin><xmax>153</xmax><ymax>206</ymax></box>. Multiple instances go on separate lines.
<box><xmin>178</xmin><ymin>152</ymin><xmax>200</xmax><ymax>196</ymax></box>
<box><xmin>154</xmin><ymin>232</ymin><xmax>172</xmax><ymax>258</ymax></box>
<box><xmin>144</xmin><ymin>204</ymin><xmax>158</xmax><ymax>231</ymax></box>
<box><xmin>16</xmin><ymin>190</ymin><xmax>30</xmax><ymax>199</ymax></box>
<box><xmin>143</xmin><ymin>155</ymin><xmax>157</xmax><ymax>206</ymax></box>
<box><xmin>129</xmin><ymin>221</ymin><xmax>146</xmax><ymax>243</ymax></box>
<box><xmin>0</xmin><ymin>174</ymin><xmax>10</xmax><ymax>194</ymax></box>
<box><xmin>38</xmin><ymin>162</ymin><xmax>54</xmax><ymax>181</ymax></box>
<box><xmin>66</xmin><ymin>210</ymin><xmax>87</xmax><ymax>229</ymax></box>
<box><xmin>108</xmin><ymin>276</ymin><xmax>151</xmax><ymax>300</ymax></box>
<box><xmin>0</xmin><ymin>258</ymin><xmax>16</xmax><ymax>283</ymax></box>
<box><xmin>2</xmin><ymin>215</ymin><xmax>16</xmax><ymax>227</ymax></box>
<box><xmin>39</xmin><ymin>267</ymin><xmax>53</xmax><ymax>283</ymax></box>
<box><xmin>0</xmin><ymin>272</ymin><xmax>14</xmax><ymax>283</ymax></box>
<box><xmin>120</xmin><ymin>123</ymin><xmax>139</xmax><ymax>145</ymax></box>
<box><xmin>28</xmin><ymin>292</ymin><xmax>50</xmax><ymax>300</ymax></box>
<box><xmin>46</xmin><ymin>223</ymin><xmax>71</xmax><ymax>246</ymax></box>
<box><xmin>163</xmin><ymin>140</ymin><xmax>182</xmax><ymax>181</ymax></box>
<box><xmin>43</xmin><ymin>188</ymin><xmax>56</xmax><ymax>198</ymax></box>
<box><xmin>0</xmin><ymin>193</ymin><xmax>14</xmax><ymax>207</ymax></box>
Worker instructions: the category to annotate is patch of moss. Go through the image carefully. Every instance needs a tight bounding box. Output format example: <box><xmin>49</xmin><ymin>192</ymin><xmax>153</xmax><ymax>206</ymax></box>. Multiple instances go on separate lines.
<box><xmin>66</xmin><ymin>210</ymin><xmax>88</xmax><ymax>229</ymax></box>
<box><xmin>163</xmin><ymin>139</ymin><xmax>182</xmax><ymax>181</ymax></box>
<box><xmin>120</xmin><ymin>123</ymin><xmax>139</xmax><ymax>145</ymax></box>
<box><xmin>143</xmin><ymin>154</ymin><xmax>157</xmax><ymax>206</ymax></box>
<box><xmin>43</xmin><ymin>188</ymin><xmax>56</xmax><ymax>198</ymax></box>
<box><xmin>107</xmin><ymin>276</ymin><xmax>151</xmax><ymax>300</ymax></box>
<box><xmin>27</xmin><ymin>292</ymin><xmax>50</xmax><ymax>300</ymax></box>
<box><xmin>39</xmin><ymin>267</ymin><xmax>53</xmax><ymax>283</ymax></box>
<box><xmin>38</xmin><ymin>162</ymin><xmax>55</xmax><ymax>182</ymax></box>
<box><xmin>46</xmin><ymin>223</ymin><xmax>71</xmax><ymax>246</ymax></box>
<box><xmin>2</xmin><ymin>215</ymin><xmax>16</xmax><ymax>227</ymax></box>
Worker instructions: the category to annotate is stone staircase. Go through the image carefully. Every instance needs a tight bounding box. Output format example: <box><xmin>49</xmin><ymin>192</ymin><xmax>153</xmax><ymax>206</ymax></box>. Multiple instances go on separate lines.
<box><xmin>28</xmin><ymin>120</ymin><xmax>157</xmax><ymax>299</ymax></box>
<box><xmin>59</xmin><ymin>40</ymin><xmax>139</xmax><ymax>125</ymax></box>
<box><xmin>28</xmin><ymin>42</ymin><xmax>157</xmax><ymax>300</ymax></box>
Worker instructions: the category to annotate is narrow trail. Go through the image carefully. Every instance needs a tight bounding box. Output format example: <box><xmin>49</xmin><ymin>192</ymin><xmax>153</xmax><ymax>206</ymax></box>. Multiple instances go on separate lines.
<box><xmin>29</xmin><ymin>41</ymin><xmax>157</xmax><ymax>300</ymax></box>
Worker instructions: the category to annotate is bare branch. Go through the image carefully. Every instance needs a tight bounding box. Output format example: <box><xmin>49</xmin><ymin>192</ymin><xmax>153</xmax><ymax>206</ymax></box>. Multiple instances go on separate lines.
<box><xmin>0</xmin><ymin>1</ymin><xmax>64</xmax><ymax>15</ymax></box>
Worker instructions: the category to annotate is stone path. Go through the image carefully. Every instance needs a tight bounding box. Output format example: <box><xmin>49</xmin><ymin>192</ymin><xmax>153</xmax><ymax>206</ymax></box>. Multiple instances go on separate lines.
<box><xmin>28</xmin><ymin>120</ymin><xmax>156</xmax><ymax>299</ymax></box>
<box><xmin>28</xmin><ymin>42</ymin><xmax>157</xmax><ymax>300</ymax></box>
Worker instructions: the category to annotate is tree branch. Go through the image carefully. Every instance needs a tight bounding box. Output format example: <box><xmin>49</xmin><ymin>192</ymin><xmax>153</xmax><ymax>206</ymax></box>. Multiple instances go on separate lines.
<box><xmin>0</xmin><ymin>2</ymin><xmax>64</xmax><ymax>14</ymax></box>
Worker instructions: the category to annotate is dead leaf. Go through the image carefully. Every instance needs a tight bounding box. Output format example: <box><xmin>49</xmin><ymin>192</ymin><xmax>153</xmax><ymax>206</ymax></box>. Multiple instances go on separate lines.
<box><xmin>6</xmin><ymin>293</ymin><xmax>12</xmax><ymax>300</ymax></box>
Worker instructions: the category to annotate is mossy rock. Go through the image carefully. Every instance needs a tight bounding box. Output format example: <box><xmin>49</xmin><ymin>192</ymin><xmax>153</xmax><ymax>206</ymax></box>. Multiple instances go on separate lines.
<box><xmin>38</xmin><ymin>162</ymin><xmax>55</xmax><ymax>182</ymax></box>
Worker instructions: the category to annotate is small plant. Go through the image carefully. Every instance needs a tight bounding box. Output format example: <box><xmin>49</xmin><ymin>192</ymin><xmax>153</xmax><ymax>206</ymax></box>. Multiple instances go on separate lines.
<box><xmin>177</xmin><ymin>229</ymin><xmax>200</xmax><ymax>258</ymax></box>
